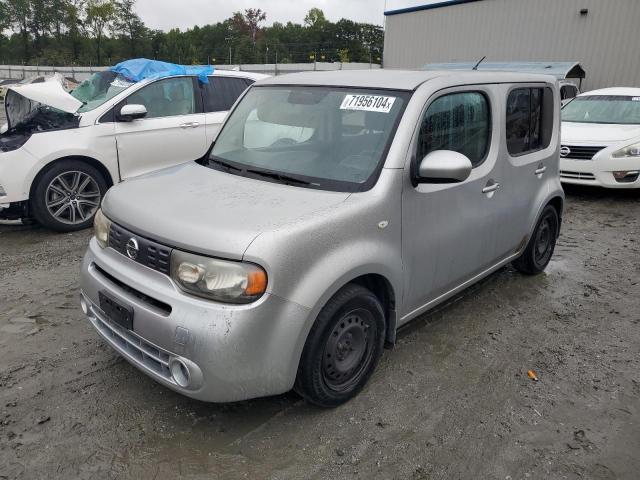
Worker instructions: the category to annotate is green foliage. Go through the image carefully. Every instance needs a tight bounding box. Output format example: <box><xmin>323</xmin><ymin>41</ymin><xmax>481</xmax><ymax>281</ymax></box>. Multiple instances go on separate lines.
<box><xmin>0</xmin><ymin>2</ymin><xmax>383</xmax><ymax>66</ymax></box>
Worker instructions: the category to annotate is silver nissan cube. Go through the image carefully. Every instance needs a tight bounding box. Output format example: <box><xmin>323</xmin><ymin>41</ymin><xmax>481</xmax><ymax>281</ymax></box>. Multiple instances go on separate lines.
<box><xmin>80</xmin><ymin>70</ymin><xmax>563</xmax><ymax>407</ymax></box>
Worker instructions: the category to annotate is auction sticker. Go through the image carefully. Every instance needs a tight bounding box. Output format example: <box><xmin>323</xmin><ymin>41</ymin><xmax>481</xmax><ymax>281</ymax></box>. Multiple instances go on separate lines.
<box><xmin>340</xmin><ymin>94</ymin><xmax>396</xmax><ymax>113</ymax></box>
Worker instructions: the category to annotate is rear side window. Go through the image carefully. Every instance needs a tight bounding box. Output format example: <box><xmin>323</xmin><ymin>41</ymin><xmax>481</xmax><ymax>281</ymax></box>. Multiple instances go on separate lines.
<box><xmin>506</xmin><ymin>87</ymin><xmax>554</xmax><ymax>155</ymax></box>
<box><xmin>561</xmin><ymin>85</ymin><xmax>578</xmax><ymax>101</ymax></box>
<box><xmin>417</xmin><ymin>91</ymin><xmax>491</xmax><ymax>167</ymax></box>
<box><xmin>203</xmin><ymin>77</ymin><xmax>252</xmax><ymax>112</ymax></box>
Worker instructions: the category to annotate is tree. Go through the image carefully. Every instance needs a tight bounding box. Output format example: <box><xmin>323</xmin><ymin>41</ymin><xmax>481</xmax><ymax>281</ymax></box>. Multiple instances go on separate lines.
<box><xmin>243</xmin><ymin>8</ymin><xmax>265</xmax><ymax>45</ymax></box>
<box><xmin>64</xmin><ymin>0</ymin><xmax>84</xmax><ymax>61</ymax></box>
<box><xmin>113</xmin><ymin>0</ymin><xmax>145</xmax><ymax>57</ymax></box>
<box><xmin>0</xmin><ymin>1</ymin><xmax>8</xmax><ymax>29</ymax></box>
<box><xmin>4</xmin><ymin>0</ymin><xmax>32</xmax><ymax>61</ymax></box>
<box><xmin>85</xmin><ymin>0</ymin><xmax>116</xmax><ymax>64</ymax></box>
<box><xmin>0</xmin><ymin>3</ymin><xmax>385</xmax><ymax>67</ymax></box>
<box><xmin>304</xmin><ymin>8</ymin><xmax>326</xmax><ymax>29</ymax></box>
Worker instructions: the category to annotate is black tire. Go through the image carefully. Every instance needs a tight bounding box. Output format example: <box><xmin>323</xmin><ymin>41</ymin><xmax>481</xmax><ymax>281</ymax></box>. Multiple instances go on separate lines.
<box><xmin>31</xmin><ymin>159</ymin><xmax>107</xmax><ymax>232</ymax></box>
<box><xmin>295</xmin><ymin>284</ymin><xmax>386</xmax><ymax>408</ymax></box>
<box><xmin>512</xmin><ymin>205</ymin><xmax>559</xmax><ymax>275</ymax></box>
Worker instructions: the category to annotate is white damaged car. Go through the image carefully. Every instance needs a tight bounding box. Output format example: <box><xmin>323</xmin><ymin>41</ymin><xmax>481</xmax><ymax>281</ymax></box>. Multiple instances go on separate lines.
<box><xmin>0</xmin><ymin>61</ymin><xmax>265</xmax><ymax>231</ymax></box>
<box><xmin>560</xmin><ymin>87</ymin><xmax>640</xmax><ymax>188</ymax></box>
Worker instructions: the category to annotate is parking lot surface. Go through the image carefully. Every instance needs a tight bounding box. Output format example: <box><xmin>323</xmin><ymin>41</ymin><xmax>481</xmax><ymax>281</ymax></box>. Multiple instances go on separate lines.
<box><xmin>1</xmin><ymin>186</ymin><xmax>639</xmax><ymax>480</ymax></box>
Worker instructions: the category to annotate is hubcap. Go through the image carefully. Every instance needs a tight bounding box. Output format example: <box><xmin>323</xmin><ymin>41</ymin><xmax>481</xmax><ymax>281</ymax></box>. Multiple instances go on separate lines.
<box><xmin>45</xmin><ymin>171</ymin><xmax>101</xmax><ymax>225</ymax></box>
<box><xmin>322</xmin><ymin>309</ymin><xmax>375</xmax><ymax>392</ymax></box>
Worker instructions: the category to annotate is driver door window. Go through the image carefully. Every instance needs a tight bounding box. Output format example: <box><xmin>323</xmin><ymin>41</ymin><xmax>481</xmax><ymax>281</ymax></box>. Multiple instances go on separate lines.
<box><xmin>125</xmin><ymin>77</ymin><xmax>195</xmax><ymax>118</ymax></box>
<box><xmin>417</xmin><ymin>92</ymin><xmax>490</xmax><ymax>167</ymax></box>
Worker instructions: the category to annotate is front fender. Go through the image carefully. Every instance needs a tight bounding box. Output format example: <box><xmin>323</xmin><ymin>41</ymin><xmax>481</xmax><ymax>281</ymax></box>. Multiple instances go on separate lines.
<box><xmin>242</xmin><ymin>169</ymin><xmax>404</xmax><ymax>376</ymax></box>
<box><xmin>20</xmin><ymin>124</ymin><xmax>117</xmax><ymax>198</ymax></box>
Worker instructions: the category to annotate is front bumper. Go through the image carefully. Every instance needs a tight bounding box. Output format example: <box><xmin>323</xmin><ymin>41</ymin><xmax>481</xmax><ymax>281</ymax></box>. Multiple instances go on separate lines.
<box><xmin>80</xmin><ymin>238</ymin><xmax>311</xmax><ymax>403</ymax></box>
<box><xmin>560</xmin><ymin>156</ymin><xmax>640</xmax><ymax>188</ymax></box>
<box><xmin>0</xmin><ymin>146</ymin><xmax>39</xmax><ymax>206</ymax></box>
<box><xmin>0</xmin><ymin>200</ymin><xmax>29</xmax><ymax>220</ymax></box>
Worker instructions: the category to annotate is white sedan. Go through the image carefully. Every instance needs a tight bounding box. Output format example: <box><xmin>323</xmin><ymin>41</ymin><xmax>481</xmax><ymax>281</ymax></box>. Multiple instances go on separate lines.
<box><xmin>560</xmin><ymin>87</ymin><xmax>640</xmax><ymax>188</ymax></box>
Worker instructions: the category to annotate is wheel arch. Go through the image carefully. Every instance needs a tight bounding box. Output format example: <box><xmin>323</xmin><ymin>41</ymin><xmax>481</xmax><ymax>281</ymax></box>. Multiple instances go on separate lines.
<box><xmin>349</xmin><ymin>273</ymin><xmax>398</xmax><ymax>348</ymax></box>
<box><xmin>29</xmin><ymin>155</ymin><xmax>115</xmax><ymax>201</ymax></box>
<box><xmin>547</xmin><ymin>195</ymin><xmax>564</xmax><ymax>235</ymax></box>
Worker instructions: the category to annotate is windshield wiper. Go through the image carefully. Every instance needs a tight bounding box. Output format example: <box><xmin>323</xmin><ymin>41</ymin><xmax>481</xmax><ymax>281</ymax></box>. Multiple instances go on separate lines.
<box><xmin>208</xmin><ymin>157</ymin><xmax>242</xmax><ymax>172</ymax></box>
<box><xmin>246</xmin><ymin>169</ymin><xmax>312</xmax><ymax>186</ymax></box>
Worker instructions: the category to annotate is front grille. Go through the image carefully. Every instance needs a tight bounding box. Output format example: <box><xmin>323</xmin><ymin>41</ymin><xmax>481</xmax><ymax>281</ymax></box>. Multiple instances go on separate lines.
<box><xmin>93</xmin><ymin>264</ymin><xmax>172</xmax><ymax>316</ymax></box>
<box><xmin>560</xmin><ymin>170</ymin><xmax>596</xmax><ymax>181</ymax></box>
<box><xmin>88</xmin><ymin>302</ymin><xmax>174</xmax><ymax>383</ymax></box>
<box><xmin>561</xmin><ymin>145</ymin><xmax>605</xmax><ymax>160</ymax></box>
<box><xmin>109</xmin><ymin>223</ymin><xmax>172</xmax><ymax>275</ymax></box>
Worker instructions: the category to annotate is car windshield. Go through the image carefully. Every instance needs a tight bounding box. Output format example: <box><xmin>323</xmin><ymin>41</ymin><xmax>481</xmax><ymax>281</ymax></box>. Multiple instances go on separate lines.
<box><xmin>71</xmin><ymin>71</ymin><xmax>135</xmax><ymax>113</ymax></box>
<box><xmin>562</xmin><ymin>95</ymin><xmax>640</xmax><ymax>125</ymax></box>
<box><xmin>208</xmin><ymin>86</ymin><xmax>408</xmax><ymax>192</ymax></box>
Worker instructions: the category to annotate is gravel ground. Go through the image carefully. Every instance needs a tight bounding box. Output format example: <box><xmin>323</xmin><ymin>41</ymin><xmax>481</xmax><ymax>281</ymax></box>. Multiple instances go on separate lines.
<box><xmin>0</xmin><ymin>185</ymin><xmax>639</xmax><ymax>480</ymax></box>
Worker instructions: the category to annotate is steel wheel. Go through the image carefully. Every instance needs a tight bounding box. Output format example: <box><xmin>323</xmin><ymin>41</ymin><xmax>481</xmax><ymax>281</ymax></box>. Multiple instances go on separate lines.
<box><xmin>512</xmin><ymin>204</ymin><xmax>559</xmax><ymax>275</ymax></box>
<box><xmin>322</xmin><ymin>308</ymin><xmax>376</xmax><ymax>392</ymax></box>
<box><xmin>45</xmin><ymin>171</ymin><xmax>101</xmax><ymax>225</ymax></box>
<box><xmin>534</xmin><ymin>214</ymin><xmax>553</xmax><ymax>265</ymax></box>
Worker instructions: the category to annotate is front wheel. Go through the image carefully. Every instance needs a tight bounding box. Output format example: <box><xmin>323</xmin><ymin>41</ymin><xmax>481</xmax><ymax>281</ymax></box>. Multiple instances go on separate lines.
<box><xmin>512</xmin><ymin>205</ymin><xmax>559</xmax><ymax>275</ymax></box>
<box><xmin>31</xmin><ymin>160</ymin><xmax>107</xmax><ymax>232</ymax></box>
<box><xmin>295</xmin><ymin>284</ymin><xmax>386</xmax><ymax>408</ymax></box>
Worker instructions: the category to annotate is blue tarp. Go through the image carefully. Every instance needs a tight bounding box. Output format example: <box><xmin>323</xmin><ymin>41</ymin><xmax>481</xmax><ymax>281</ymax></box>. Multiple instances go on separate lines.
<box><xmin>110</xmin><ymin>58</ymin><xmax>215</xmax><ymax>84</ymax></box>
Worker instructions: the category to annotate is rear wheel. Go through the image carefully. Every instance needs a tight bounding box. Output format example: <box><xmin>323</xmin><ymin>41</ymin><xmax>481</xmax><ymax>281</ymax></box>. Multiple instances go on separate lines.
<box><xmin>512</xmin><ymin>205</ymin><xmax>559</xmax><ymax>275</ymax></box>
<box><xmin>31</xmin><ymin>160</ymin><xmax>107</xmax><ymax>232</ymax></box>
<box><xmin>295</xmin><ymin>284</ymin><xmax>385</xmax><ymax>408</ymax></box>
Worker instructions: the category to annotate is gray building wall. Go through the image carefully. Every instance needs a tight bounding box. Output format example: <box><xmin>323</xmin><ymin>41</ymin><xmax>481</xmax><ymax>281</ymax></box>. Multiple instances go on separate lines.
<box><xmin>383</xmin><ymin>0</ymin><xmax>640</xmax><ymax>91</ymax></box>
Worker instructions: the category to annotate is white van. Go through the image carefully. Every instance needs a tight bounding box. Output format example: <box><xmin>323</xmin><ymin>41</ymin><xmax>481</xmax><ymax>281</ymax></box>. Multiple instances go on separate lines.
<box><xmin>0</xmin><ymin>66</ymin><xmax>266</xmax><ymax>231</ymax></box>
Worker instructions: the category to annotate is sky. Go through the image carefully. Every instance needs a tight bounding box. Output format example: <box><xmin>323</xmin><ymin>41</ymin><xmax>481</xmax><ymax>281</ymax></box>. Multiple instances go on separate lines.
<box><xmin>135</xmin><ymin>0</ymin><xmax>394</xmax><ymax>31</ymax></box>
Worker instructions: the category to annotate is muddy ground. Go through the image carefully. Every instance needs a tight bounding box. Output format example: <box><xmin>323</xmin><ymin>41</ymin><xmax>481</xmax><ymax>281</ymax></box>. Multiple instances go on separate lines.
<box><xmin>0</xmin><ymin>185</ymin><xmax>639</xmax><ymax>480</ymax></box>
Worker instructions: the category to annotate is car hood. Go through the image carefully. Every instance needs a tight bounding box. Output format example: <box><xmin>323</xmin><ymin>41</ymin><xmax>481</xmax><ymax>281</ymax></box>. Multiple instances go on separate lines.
<box><xmin>102</xmin><ymin>162</ymin><xmax>351</xmax><ymax>260</ymax></box>
<box><xmin>562</xmin><ymin>121</ymin><xmax>640</xmax><ymax>145</ymax></box>
<box><xmin>4</xmin><ymin>73</ymin><xmax>81</xmax><ymax>130</ymax></box>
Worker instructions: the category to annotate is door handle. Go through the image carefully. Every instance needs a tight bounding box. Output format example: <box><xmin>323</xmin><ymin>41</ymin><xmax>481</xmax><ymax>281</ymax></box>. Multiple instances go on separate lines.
<box><xmin>535</xmin><ymin>166</ymin><xmax>547</xmax><ymax>176</ymax></box>
<box><xmin>482</xmin><ymin>182</ymin><xmax>501</xmax><ymax>194</ymax></box>
<box><xmin>179</xmin><ymin>122</ymin><xmax>200</xmax><ymax>128</ymax></box>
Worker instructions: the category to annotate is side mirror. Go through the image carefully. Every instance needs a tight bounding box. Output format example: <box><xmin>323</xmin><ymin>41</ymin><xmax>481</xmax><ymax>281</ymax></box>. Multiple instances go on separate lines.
<box><xmin>417</xmin><ymin>150</ymin><xmax>473</xmax><ymax>183</ymax></box>
<box><xmin>118</xmin><ymin>104</ymin><xmax>147</xmax><ymax>121</ymax></box>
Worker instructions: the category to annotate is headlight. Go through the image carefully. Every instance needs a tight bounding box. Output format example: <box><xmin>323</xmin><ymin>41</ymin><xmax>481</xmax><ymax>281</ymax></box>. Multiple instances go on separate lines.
<box><xmin>170</xmin><ymin>250</ymin><xmax>267</xmax><ymax>304</ymax></box>
<box><xmin>612</xmin><ymin>142</ymin><xmax>640</xmax><ymax>158</ymax></box>
<box><xmin>94</xmin><ymin>208</ymin><xmax>111</xmax><ymax>248</ymax></box>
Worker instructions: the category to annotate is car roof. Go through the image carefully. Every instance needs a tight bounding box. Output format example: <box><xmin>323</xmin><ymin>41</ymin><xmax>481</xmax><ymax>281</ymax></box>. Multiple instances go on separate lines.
<box><xmin>578</xmin><ymin>87</ymin><xmax>640</xmax><ymax>97</ymax></box>
<box><xmin>256</xmin><ymin>69</ymin><xmax>556</xmax><ymax>91</ymax></box>
<box><xmin>132</xmin><ymin>69</ymin><xmax>268</xmax><ymax>86</ymax></box>
<box><xmin>212</xmin><ymin>69</ymin><xmax>268</xmax><ymax>81</ymax></box>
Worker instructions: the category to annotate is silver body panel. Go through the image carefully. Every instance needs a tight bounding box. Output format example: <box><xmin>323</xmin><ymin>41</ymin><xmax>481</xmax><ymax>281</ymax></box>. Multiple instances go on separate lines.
<box><xmin>81</xmin><ymin>70</ymin><xmax>564</xmax><ymax>402</ymax></box>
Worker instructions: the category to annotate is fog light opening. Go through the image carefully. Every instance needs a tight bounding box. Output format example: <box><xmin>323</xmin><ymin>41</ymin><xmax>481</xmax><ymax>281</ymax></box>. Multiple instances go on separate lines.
<box><xmin>170</xmin><ymin>359</ymin><xmax>191</xmax><ymax>388</ymax></box>
<box><xmin>613</xmin><ymin>170</ymin><xmax>640</xmax><ymax>183</ymax></box>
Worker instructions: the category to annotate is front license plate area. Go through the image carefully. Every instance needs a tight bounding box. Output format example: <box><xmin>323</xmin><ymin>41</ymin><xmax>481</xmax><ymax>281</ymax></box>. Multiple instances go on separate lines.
<box><xmin>99</xmin><ymin>291</ymin><xmax>134</xmax><ymax>330</ymax></box>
